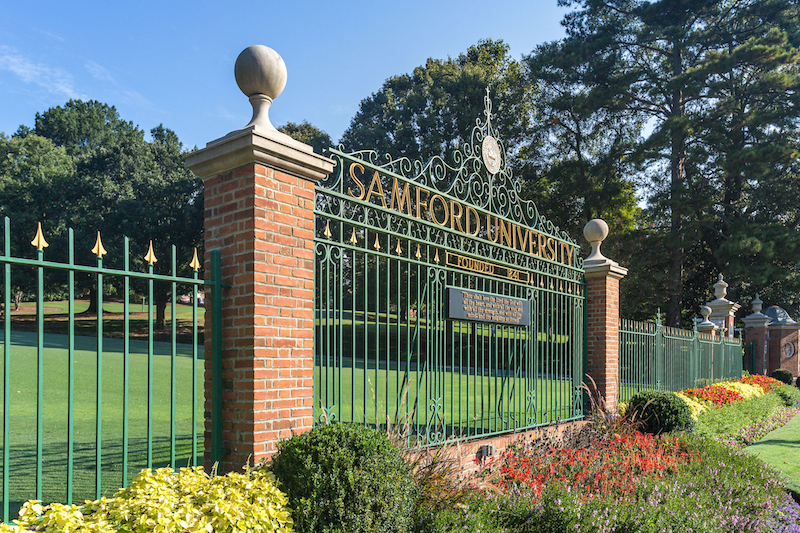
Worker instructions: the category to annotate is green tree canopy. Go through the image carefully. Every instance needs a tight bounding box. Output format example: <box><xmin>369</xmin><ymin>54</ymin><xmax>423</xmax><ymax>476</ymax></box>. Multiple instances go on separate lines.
<box><xmin>340</xmin><ymin>39</ymin><xmax>533</xmax><ymax>163</ymax></box>
<box><xmin>278</xmin><ymin>121</ymin><xmax>332</xmax><ymax>155</ymax></box>
<box><xmin>0</xmin><ymin>100</ymin><xmax>203</xmax><ymax>328</ymax></box>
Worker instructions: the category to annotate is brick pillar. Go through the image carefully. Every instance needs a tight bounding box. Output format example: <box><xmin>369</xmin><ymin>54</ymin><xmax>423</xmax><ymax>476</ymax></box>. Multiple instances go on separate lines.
<box><xmin>743</xmin><ymin>295</ymin><xmax>771</xmax><ymax>375</ymax></box>
<box><xmin>185</xmin><ymin>45</ymin><xmax>334</xmax><ymax>471</ymax></box>
<box><xmin>583</xmin><ymin>219</ymin><xmax>627</xmax><ymax>413</ymax></box>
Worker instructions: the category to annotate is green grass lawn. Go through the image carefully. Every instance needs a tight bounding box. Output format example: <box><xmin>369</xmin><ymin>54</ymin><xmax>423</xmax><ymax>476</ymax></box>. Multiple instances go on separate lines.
<box><xmin>315</xmin><ymin>358</ymin><xmax>582</xmax><ymax>443</ymax></box>
<box><xmin>0</xmin><ymin>330</ymin><xmax>204</xmax><ymax>519</ymax></box>
<box><xmin>744</xmin><ymin>412</ymin><xmax>800</xmax><ymax>494</ymax></box>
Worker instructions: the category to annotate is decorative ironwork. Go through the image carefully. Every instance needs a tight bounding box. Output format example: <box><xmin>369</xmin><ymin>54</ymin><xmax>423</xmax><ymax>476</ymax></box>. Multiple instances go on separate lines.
<box><xmin>144</xmin><ymin>241</ymin><xmax>157</xmax><ymax>265</ymax></box>
<box><xmin>91</xmin><ymin>231</ymin><xmax>107</xmax><ymax>258</ymax></box>
<box><xmin>619</xmin><ymin>316</ymin><xmax>743</xmax><ymax>403</ymax></box>
<box><xmin>31</xmin><ymin>223</ymin><xmax>49</xmax><ymax>251</ymax></box>
<box><xmin>314</xmin><ymin>92</ymin><xmax>586</xmax><ymax>445</ymax></box>
<box><xmin>0</xmin><ymin>217</ymin><xmax>220</xmax><ymax>522</ymax></box>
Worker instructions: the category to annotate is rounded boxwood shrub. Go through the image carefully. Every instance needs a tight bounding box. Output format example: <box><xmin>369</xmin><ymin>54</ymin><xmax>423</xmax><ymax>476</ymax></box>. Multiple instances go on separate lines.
<box><xmin>627</xmin><ymin>390</ymin><xmax>693</xmax><ymax>435</ymax></box>
<box><xmin>772</xmin><ymin>368</ymin><xmax>794</xmax><ymax>385</ymax></box>
<box><xmin>271</xmin><ymin>423</ymin><xmax>416</xmax><ymax>533</ymax></box>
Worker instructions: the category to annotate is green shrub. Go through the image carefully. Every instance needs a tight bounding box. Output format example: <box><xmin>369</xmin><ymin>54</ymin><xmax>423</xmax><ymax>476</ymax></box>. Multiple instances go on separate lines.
<box><xmin>271</xmin><ymin>423</ymin><xmax>416</xmax><ymax>533</ymax></box>
<box><xmin>775</xmin><ymin>383</ymin><xmax>800</xmax><ymax>406</ymax></box>
<box><xmin>1</xmin><ymin>466</ymin><xmax>292</xmax><ymax>533</ymax></box>
<box><xmin>772</xmin><ymin>368</ymin><xmax>794</xmax><ymax>385</ymax></box>
<box><xmin>627</xmin><ymin>390</ymin><xmax>693</xmax><ymax>434</ymax></box>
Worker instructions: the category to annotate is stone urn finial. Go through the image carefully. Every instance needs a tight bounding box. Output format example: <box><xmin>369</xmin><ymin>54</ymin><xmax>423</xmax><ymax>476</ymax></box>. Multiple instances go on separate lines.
<box><xmin>752</xmin><ymin>293</ymin><xmax>763</xmax><ymax>314</ymax></box>
<box><xmin>234</xmin><ymin>45</ymin><xmax>287</xmax><ymax>132</ymax></box>
<box><xmin>583</xmin><ymin>219</ymin><xmax>609</xmax><ymax>263</ymax></box>
<box><xmin>714</xmin><ymin>273</ymin><xmax>728</xmax><ymax>300</ymax></box>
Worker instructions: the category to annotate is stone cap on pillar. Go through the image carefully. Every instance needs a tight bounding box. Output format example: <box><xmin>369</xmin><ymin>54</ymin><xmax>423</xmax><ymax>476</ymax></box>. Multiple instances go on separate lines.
<box><xmin>582</xmin><ymin>219</ymin><xmax>628</xmax><ymax>279</ymax></box>
<box><xmin>743</xmin><ymin>294</ymin><xmax>772</xmax><ymax>329</ymax></box>
<box><xmin>184</xmin><ymin>45</ymin><xmax>334</xmax><ymax>182</ymax></box>
<box><xmin>704</xmin><ymin>274</ymin><xmax>741</xmax><ymax>330</ymax></box>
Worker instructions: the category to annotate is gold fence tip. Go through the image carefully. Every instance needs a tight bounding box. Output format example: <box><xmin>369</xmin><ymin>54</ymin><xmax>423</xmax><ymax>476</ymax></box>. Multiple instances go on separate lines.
<box><xmin>91</xmin><ymin>231</ymin><xmax>107</xmax><ymax>258</ymax></box>
<box><xmin>190</xmin><ymin>248</ymin><xmax>201</xmax><ymax>271</ymax></box>
<box><xmin>31</xmin><ymin>222</ymin><xmax>49</xmax><ymax>251</ymax></box>
<box><xmin>144</xmin><ymin>241</ymin><xmax>158</xmax><ymax>265</ymax></box>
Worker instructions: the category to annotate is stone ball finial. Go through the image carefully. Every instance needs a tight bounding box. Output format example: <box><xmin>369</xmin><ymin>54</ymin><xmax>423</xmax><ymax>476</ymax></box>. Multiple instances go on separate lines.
<box><xmin>234</xmin><ymin>45</ymin><xmax>287</xmax><ymax>131</ymax></box>
<box><xmin>713</xmin><ymin>273</ymin><xmax>728</xmax><ymax>300</ymax></box>
<box><xmin>583</xmin><ymin>219</ymin><xmax>609</xmax><ymax>263</ymax></box>
<box><xmin>697</xmin><ymin>304</ymin><xmax>717</xmax><ymax>332</ymax></box>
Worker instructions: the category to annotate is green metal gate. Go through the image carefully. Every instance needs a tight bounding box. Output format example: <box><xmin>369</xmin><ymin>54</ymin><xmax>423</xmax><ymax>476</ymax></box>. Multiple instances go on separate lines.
<box><xmin>314</xmin><ymin>95</ymin><xmax>585</xmax><ymax>445</ymax></box>
<box><xmin>0</xmin><ymin>218</ymin><xmax>221</xmax><ymax>522</ymax></box>
<box><xmin>619</xmin><ymin>314</ymin><xmax>744</xmax><ymax>403</ymax></box>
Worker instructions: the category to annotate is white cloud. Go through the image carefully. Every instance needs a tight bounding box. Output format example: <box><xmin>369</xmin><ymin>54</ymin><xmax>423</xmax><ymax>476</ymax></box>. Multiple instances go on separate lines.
<box><xmin>121</xmin><ymin>89</ymin><xmax>152</xmax><ymax>109</ymax></box>
<box><xmin>0</xmin><ymin>45</ymin><xmax>86</xmax><ymax>100</ymax></box>
<box><xmin>85</xmin><ymin>60</ymin><xmax>116</xmax><ymax>84</ymax></box>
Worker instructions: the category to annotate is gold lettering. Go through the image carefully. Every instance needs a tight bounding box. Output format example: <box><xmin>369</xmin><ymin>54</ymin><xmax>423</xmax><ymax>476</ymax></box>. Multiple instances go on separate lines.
<box><xmin>430</xmin><ymin>194</ymin><xmax>449</xmax><ymax>226</ymax></box>
<box><xmin>416</xmin><ymin>187</ymin><xmax>430</xmax><ymax>220</ymax></box>
<box><xmin>347</xmin><ymin>163</ymin><xmax>366</xmax><ymax>200</ymax></box>
<box><xmin>390</xmin><ymin>178</ymin><xmax>413</xmax><ymax>216</ymax></box>
<box><xmin>515</xmin><ymin>226</ymin><xmax>530</xmax><ymax>255</ymax></box>
<box><xmin>365</xmin><ymin>171</ymin><xmax>387</xmax><ymax>208</ymax></box>
<box><xmin>450</xmin><ymin>200</ymin><xmax>464</xmax><ymax>233</ymax></box>
<box><xmin>538</xmin><ymin>234</ymin><xmax>547</xmax><ymax>258</ymax></box>
<box><xmin>499</xmin><ymin>219</ymin><xmax>513</xmax><ymax>248</ymax></box>
<box><xmin>547</xmin><ymin>238</ymin><xmax>556</xmax><ymax>261</ymax></box>
<box><xmin>465</xmin><ymin>206</ymin><xmax>480</xmax><ymax>236</ymax></box>
<box><xmin>562</xmin><ymin>242</ymin><xmax>574</xmax><ymax>267</ymax></box>
<box><xmin>489</xmin><ymin>215</ymin><xmax>499</xmax><ymax>243</ymax></box>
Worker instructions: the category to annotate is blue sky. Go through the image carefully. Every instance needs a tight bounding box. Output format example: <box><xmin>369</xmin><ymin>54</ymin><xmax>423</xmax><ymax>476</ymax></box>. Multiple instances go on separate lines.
<box><xmin>0</xmin><ymin>1</ymin><xmax>569</xmax><ymax>150</ymax></box>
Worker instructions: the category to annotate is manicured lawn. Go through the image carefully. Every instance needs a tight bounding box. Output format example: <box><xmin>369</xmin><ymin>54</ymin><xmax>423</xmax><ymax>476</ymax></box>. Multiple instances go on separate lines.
<box><xmin>745</xmin><ymin>411</ymin><xmax>800</xmax><ymax>494</ymax></box>
<box><xmin>0</xmin><ymin>330</ymin><xmax>204</xmax><ymax>518</ymax></box>
<box><xmin>7</xmin><ymin>300</ymin><xmax>203</xmax><ymax>344</ymax></box>
<box><xmin>315</xmin><ymin>359</ymin><xmax>580</xmax><ymax>439</ymax></box>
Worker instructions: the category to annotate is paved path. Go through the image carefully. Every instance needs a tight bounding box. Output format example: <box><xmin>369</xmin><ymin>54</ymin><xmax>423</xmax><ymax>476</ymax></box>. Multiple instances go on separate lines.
<box><xmin>744</xmin><ymin>412</ymin><xmax>800</xmax><ymax>494</ymax></box>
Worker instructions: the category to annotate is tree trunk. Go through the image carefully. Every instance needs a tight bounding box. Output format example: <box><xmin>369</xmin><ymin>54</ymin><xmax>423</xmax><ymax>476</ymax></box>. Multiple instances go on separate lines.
<box><xmin>667</xmin><ymin>39</ymin><xmax>686</xmax><ymax>328</ymax></box>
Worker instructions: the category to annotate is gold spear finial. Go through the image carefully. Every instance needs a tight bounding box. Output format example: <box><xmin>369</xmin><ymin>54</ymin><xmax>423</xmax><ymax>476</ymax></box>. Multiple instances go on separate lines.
<box><xmin>144</xmin><ymin>241</ymin><xmax>158</xmax><ymax>265</ymax></box>
<box><xmin>91</xmin><ymin>231</ymin><xmax>107</xmax><ymax>257</ymax></box>
<box><xmin>349</xmin><ymin>228</ymin><xmax>358</xmax><ymax>245</ymax></box>
<box><xmin>31</xmin><ymin>222</ymin><xmax>49</xmax><ymax>251</ymax></box>
<box><xmin>190</xmin><ymin>248</ymin><xmax>201</xmax><ymax>271</ymax></box>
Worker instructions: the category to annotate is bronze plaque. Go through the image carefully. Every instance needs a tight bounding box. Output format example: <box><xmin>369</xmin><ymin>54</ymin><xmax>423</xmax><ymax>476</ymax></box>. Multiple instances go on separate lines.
<box><xmin>447</xmin><ymin>287</ymin><xmax>530</xmax><ymax>326</ymax></box>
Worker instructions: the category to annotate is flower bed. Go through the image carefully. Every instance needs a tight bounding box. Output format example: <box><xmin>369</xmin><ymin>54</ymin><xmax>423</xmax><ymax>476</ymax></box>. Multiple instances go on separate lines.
<box><xmin>496</xmin><ymin>431</ymin><xmax>698</xmax><ymax>498</ymax></box>
<box><xmin>682</xmin><ymin>385</ymin><xmax>744</xmax><ymax>407</ymax></box>
<box><xmin>720</xmin><ymin>405</ymin><xmax>800</xmax><ymax>449</ymax></box>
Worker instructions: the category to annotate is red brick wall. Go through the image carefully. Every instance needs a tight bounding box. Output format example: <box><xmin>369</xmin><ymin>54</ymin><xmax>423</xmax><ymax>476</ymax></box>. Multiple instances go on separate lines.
<box><xmin>203</xmin><ymin>162</ymin><xmax>316</xmax><ymax>471</ymax></box>
<box><xmin>585</xmin><ymin>272</ymin><xmax>621</xmax><ymax>412</ymax></box>
<box><xmin>745</xmin><ymin>326</ymin><xmax>767</xmax><ymax>375</ymax></box>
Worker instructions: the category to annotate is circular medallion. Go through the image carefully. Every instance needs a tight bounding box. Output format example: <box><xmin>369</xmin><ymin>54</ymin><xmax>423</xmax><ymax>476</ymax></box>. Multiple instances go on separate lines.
<box><xmin>482</xmin><ymin>136</ymin><xmax>501</xmax><ymax>175</ymax></box>
<box><xmin>784</xmin><ymin>343</ymin><xmax>795</xmax><ymax>358</ymax></box>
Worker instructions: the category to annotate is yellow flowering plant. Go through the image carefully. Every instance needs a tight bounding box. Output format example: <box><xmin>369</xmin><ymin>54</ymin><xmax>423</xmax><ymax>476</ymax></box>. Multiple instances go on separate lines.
<box><xmin>2</xmin><ymin>465</ymin><xmax>292</xmax><ymax>533</ymax></box>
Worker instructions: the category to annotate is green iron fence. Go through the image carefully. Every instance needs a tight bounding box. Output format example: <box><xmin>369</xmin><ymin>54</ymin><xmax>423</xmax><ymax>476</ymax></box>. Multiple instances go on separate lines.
<box><xmin>0</xmin><ymin>217</ymin><xmax>221</xmax><ymax>522</ymax></box>
<box><xmin>314</xmin><ymin>94</ymin><xmax>586</xmax><ymax>446</ymax></box>
<box><xmin>619</xmin><ymin>314</ymin><xmax>743</xmax><ymax>403</ymax></box>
